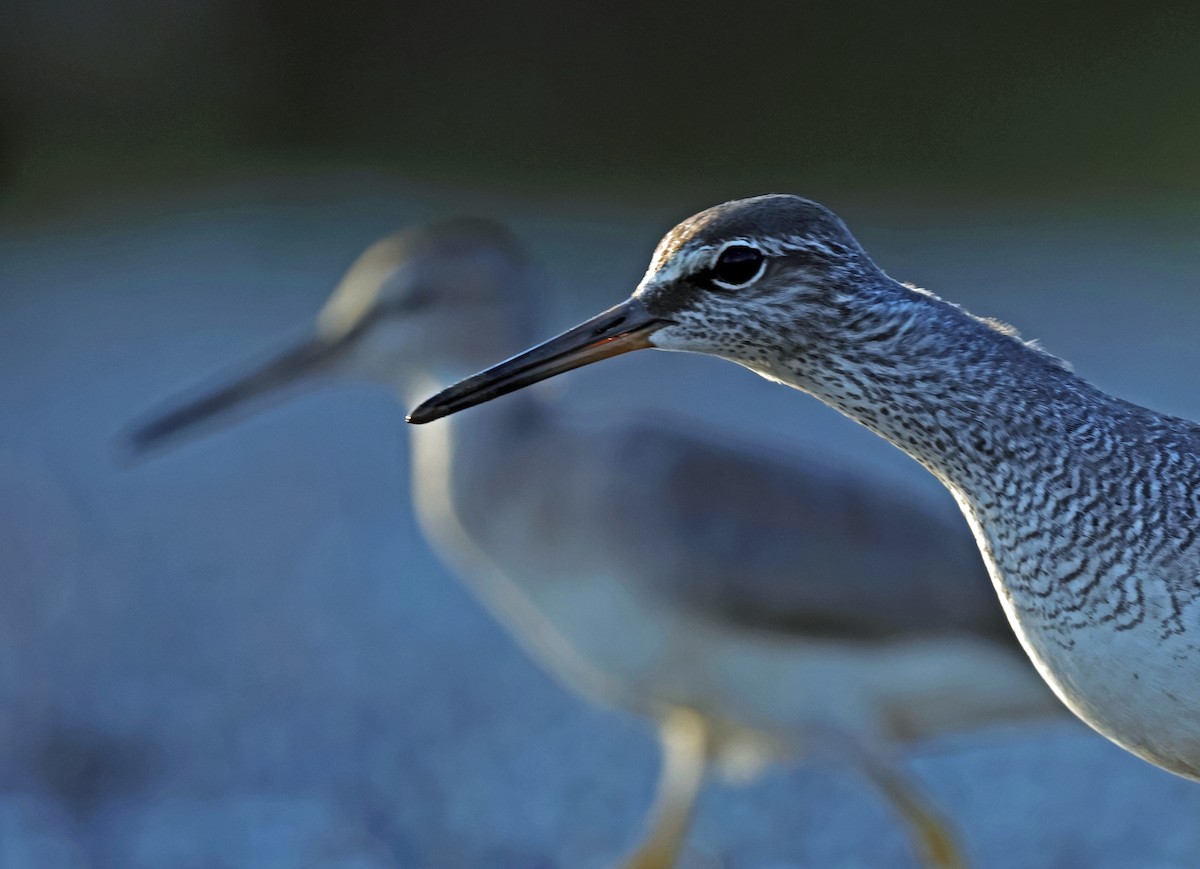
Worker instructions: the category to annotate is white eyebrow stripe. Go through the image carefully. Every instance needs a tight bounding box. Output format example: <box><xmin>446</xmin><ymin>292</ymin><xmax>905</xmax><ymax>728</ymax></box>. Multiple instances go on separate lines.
<box><xmin>646</xmin><ymin>244</ymin><xmax>717</xmax><ymax>285</ymax></box>
<box><xmin>758</xmin><ymin>235</ymin><xmax>840</xmax><ymax>257</ymax></box>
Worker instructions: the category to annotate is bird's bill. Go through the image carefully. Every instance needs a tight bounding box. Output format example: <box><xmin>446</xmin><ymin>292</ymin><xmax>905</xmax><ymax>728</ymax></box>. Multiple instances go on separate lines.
<box><xmin>122</xmin><ymin>332</ymin><xmax>346</xmax><ymax>459</ymax></box>
<box><xmin>407</xmin><ymin>298</ymin><xmax>669</xmax><ymax>424</ymax></box>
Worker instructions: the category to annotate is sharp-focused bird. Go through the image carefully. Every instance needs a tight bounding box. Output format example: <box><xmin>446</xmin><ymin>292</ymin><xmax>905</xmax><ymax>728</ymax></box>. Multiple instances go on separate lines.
<box><xmin>410</xmin><ymin>196</ymin><xmax>1200</xmax><ymax>786</ymax></box>
<box><xmin>128</xmin><ymin>219</ymin><xmax>1060</xmax><ymax>869</ymax></box>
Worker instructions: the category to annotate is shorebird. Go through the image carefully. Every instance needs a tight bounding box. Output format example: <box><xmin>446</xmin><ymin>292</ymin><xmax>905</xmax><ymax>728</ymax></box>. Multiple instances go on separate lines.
<box><xmin>409</xmin><ymin>195</ymin><xmax>1200</xmax><ymax>785</ymax></box>
<box><xmin>127</xmin><ymin>218</ymin><xmax>1060</xmax><ymax>869</ymax></box>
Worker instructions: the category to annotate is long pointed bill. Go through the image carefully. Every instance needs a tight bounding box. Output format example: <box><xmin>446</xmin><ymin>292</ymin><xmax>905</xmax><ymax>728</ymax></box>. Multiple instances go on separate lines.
<box><xmin>122</xmin><ymin>332</ymin><xmax>349</xmax><ymax>460</ymax></box>
<box><xmin>407</xmin><ymin>298</ymin><xmax>670</xmax><ymax>424</ymax></box>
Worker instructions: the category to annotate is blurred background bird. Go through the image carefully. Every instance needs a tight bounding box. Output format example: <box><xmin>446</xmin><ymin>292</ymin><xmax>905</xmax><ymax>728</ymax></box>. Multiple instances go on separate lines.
<box><xmin>124</xmin><ymin>218</ymin><xmax>1063</xmax><ymax>868</ymax></box>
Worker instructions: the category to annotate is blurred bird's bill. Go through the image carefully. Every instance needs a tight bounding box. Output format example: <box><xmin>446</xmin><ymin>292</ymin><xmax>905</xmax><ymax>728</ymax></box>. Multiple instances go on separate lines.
<box><xmin>407</xmin><ymin>298</ymin><xmax>669</xmax><ymax>424</ymax></box>
<box><xmin>122</xmin><ymin>331</ymin><xmax>347</xmax><ymax>458</ymax></box>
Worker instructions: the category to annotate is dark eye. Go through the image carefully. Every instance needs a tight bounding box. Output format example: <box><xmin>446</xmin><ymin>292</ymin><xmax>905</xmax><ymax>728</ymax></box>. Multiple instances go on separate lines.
<box><xmin>711</xmin><ymin>245</ymin><xmax>765</xmax><ymax>288</ymax></box>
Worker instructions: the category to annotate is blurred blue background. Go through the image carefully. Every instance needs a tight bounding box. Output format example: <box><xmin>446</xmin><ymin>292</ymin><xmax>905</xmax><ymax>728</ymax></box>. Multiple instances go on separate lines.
<box><xmin>4</xmin><ymin>3</ymin><xmax>1200</xmax><ymax>867</ymax></box>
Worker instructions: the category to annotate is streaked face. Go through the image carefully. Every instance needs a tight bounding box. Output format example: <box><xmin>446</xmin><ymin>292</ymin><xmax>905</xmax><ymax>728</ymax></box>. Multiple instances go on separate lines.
<box><xmin>636</xmin><ymin>234</ymin><xmax>866</xmax><ymax>367</ymax></box>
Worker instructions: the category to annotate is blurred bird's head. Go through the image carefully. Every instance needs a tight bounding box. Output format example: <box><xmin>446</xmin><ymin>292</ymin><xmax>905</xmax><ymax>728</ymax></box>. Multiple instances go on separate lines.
<box><xmin>124</xmin><ymin>219</ymin><xmax>536</xmax><ymax>457</ymax></box>
<box><xmin>317</xmin><ymin>219</ymin><xmax>535</xmax><ymax>383</ymax></box>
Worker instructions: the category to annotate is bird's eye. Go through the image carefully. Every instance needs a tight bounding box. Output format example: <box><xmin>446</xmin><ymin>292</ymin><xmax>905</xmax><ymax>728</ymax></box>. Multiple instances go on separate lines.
<box><xmin>710</xmin><ymin>245</ymin><xmax>766</xmax><ymax>289</ymax></box>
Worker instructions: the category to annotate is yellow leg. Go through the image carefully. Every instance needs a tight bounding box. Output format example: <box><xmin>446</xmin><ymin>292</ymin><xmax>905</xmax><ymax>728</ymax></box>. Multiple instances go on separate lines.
<box><xmin>860</xmin><ymin>754</ymin><xmax>968</xmax><ymax>869</ymax></box>
<box><xmin>620</xmin><ymin>707</ymin><xmax>710</xmax><ymax>869</ymax></box>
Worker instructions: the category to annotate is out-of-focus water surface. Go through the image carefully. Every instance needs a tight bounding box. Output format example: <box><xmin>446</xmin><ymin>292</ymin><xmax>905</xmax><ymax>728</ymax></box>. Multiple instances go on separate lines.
<box><xmin>3</xmin><ymin>175</ymin><xmax>1200</xmax><ymax>867</ymax></box>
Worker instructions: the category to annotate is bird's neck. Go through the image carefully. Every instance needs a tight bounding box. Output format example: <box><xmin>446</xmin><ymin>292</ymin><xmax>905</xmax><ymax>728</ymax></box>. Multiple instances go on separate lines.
<box><xmin>762</xmin><ymin>280</ymin><xmax>1200</xmax><ymax>655</ymax></box>
<box><xmin>772</xmin><ymin>280</ymin><xmax>1200</xmax><ymax>774</ymax></box>
<box><xmin>400</xmin><ymin>368</ymin><xmax>626</xmax><ymax>699</ymax></box>
<box><xmin>765</xmin><ymin>281</ymin><xmax>1092</xmax><ymax>496</ymax></box>
<box><xmin>404</xmin><ymin>368</ymin><xmax>547</xmax><ymax>535</ymax></box>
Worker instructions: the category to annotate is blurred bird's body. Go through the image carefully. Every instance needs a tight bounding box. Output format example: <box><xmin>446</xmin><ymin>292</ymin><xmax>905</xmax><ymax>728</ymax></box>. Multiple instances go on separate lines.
<box><xmin>128</xmin><ymin>220</ymin><xmax>1061</xmax><ymax>868</ymax></box>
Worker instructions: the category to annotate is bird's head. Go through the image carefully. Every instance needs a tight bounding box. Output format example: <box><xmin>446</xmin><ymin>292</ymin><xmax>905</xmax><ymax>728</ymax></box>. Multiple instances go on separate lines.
<box><xmin>634</xmin><ymin>194</ymin><xmax>883</xmax><ymax>369</ymax></box>
<box><xmin>124</xmin><ymin>218</ymin><xmax>535</xmax><ymax>457</ymax></box>
<box><xmin>408</xmin><ymin>195</ymin><xmax>888</xmax><ymax>424</ymax></box>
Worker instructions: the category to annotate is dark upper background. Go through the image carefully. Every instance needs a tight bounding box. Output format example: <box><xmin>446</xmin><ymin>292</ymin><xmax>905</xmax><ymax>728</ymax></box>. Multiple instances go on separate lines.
<box><xmin>4</xmin><ymin>0</ymin><xmax>1200</xmax><ymax>214</ymax></box>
